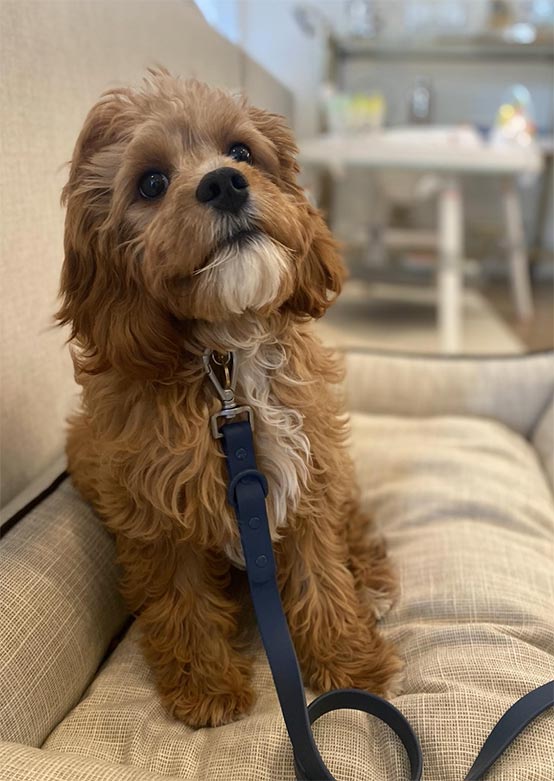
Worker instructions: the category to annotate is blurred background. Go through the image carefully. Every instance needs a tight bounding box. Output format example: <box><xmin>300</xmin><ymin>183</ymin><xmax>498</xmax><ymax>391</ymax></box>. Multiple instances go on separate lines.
<box><xmin>196</xmin><ymin>0</ymin><xmax>554</xmax><ymax>355</ymax></box>
<box><xmin>2</xmin><ymin>0</ymin><xmax>554</xmax><ymax>363</ymax></box>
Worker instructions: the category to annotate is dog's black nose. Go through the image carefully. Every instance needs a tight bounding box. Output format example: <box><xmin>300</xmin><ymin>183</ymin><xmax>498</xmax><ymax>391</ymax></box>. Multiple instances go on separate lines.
<box><xmin>195</xmin><ymin>167</ymin><xmax>249</xmax><ymax>214</ymax></box>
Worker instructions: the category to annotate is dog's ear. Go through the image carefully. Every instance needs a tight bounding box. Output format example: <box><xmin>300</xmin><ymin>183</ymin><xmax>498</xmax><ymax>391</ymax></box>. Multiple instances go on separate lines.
<box><xmin>286</xmin><ymin>207</ymin><xmax>346</xmax><ymax>319</ymax></box>
<box><xmin>57</xmin><ymin>90</ymin><xmax>133</xmax><ymax>336</ymax></box>
<box><xmin>61</xmin><ymin>89</ymin><xmax>135</xmax><ymax>205</ymax></box>
<box><xmin>57</xmin><ymin>92</ymin><xmax>183</xmax><ymax>379</ymax></box>
<box><xmin>247</xmin><ymin>106</ymin><xmax>301</xmax><ymax>191</ymax></box>
<box><xmin>247</xmin><ymin>104</ymin><xmax>345</xmax><ymax>317</ymax></box>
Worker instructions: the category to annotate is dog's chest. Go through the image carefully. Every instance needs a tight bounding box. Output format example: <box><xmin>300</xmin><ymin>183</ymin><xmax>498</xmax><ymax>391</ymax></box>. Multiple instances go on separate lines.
<box><xmin>223</xmin><ymin>346</ymin><xmax>311</xmax><ymax>566</ymax></box>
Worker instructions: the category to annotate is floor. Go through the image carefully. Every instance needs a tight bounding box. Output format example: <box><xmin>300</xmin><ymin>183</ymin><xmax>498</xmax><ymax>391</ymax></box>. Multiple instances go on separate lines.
<box><xmin>481</xmin><ymin>277</ymin><xmax>554</xmax><ymax>352</ymax></box>
<box><xmin>316</xmin><ymin>264</ymin><xmax>553</xmax><ymax>357</ymax></box>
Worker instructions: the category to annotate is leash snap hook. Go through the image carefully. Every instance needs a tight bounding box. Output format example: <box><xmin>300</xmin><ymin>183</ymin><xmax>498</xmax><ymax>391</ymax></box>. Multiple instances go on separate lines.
<box><xmin>203</xmin><ymin>349</ymin><xmax>254</xmax><ymax>439</ymax></box>
<box><xmin>203</xmin><ymin>350</ymin><xmax>237</xmax><ymax>406</ymax></box>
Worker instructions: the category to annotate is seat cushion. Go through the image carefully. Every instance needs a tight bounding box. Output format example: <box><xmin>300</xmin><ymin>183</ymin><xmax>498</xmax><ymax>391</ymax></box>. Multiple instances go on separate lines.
<box><xmin>41</xmin><ymin>414</ymin><xmax>554</xmax><ymax>780</ymax></box>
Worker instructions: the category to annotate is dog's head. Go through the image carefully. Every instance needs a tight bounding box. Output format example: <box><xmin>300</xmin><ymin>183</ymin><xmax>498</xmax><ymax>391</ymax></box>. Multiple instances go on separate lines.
<box><xmin>57</xmin><ymin>69</ymin><xmax>344</xmax><ymax>377</ymax></box>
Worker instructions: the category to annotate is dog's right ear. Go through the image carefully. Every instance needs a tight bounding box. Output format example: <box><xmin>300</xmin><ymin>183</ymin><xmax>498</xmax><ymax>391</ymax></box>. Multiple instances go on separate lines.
<box><xmin>61</xmin><ymin>89</ymin><xmax>134</xmax><ymax>205</ymax></box>
<box><xmin>57</xmin><ymin>90</ymin><xmax>183</xmax><ymax>380</ymax></box>
<box><xmin>56</xmin><ymin>90</ymin><xmax>134</xmax><ymax>345</ymax></box>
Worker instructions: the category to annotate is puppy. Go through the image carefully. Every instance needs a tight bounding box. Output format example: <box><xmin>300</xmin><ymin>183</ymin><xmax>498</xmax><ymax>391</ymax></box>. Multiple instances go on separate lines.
<box><xmin>57</xmin><ymin>69</ymin><xmax>402</xmax><ymax>728</ymax></box>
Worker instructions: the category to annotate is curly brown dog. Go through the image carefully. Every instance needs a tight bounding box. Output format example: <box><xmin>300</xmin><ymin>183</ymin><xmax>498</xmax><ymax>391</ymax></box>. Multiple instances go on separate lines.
<box><xmin>56</xmin><ymin>68</ymin><xmax>402</xmax><ymax>728</ymax></box>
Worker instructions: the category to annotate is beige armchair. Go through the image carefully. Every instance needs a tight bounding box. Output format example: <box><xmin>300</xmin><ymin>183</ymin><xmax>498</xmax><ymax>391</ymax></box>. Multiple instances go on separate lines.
<box><xmin>1</xmin><ymin>3</ymin><xmax>553</xmax><ymax>779</ymax></box>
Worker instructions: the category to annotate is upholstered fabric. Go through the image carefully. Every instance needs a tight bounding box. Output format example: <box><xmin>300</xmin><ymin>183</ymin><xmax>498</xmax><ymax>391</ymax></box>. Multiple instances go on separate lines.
<box><xmin>532</xmin><ymin>390</ymin><xmax>554</xmax><ymax>491</ymax></box>
<box><xmin>0</xmin><ymin>0</ymin><xmax>292</xmax><ymax>508</ymax></box>
<box><xmin>344</xmin><ymin>349</ymin><xmax>554</xmax><ymax>440</ymax></box>
<box><xmin>29</xmin><ymin>413</ymin><xmax>553</xmax><ymax>781</ymax></box>
<box><xmin>0</xmin><ymin>479</ymin><xmax>128</xmax><ymax>747</ymax></box>
<box><xmin>0</xmin><ymin>454</ymin><xmax>68</xmax><ymax>530</ymax></box>
<box><xmin>0</xmin><ymin>741</ymin><xmax>184</xmax><ymax>781</ymax></box>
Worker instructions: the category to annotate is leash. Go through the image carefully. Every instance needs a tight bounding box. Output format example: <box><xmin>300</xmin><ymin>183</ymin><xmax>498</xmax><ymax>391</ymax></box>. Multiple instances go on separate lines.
<box><xmin>204</xmin><ymin>349</ymin><xmax>553</xmax><ymax>781</ymax></box>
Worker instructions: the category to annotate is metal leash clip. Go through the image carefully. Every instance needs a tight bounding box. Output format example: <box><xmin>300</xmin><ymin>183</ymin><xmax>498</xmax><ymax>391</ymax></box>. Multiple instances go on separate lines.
<box><xmin>203</xmin><ymin>349</ymin><xmax>254</xmax><ymax>439</ymax></box>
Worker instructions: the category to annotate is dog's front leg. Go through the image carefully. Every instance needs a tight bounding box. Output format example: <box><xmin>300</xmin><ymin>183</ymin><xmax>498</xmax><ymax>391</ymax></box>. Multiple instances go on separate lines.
<box><xmin>277</xmin><ymin>524</ymin><xmax>403</xmax><ymax>699</ymax></box>
<box><xmin>123</xmin><ymin>542</ymin><xmax>255</xmax><ymax>728</ymax></box>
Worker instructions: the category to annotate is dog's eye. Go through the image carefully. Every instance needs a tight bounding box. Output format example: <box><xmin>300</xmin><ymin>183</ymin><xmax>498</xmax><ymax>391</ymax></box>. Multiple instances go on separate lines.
<box><xmin>228</xmin><ymin>143</ymin><xmax>252</xmax><ymax>165</ymax></box>
<box><xmin>138</xmin><ymin>171</ymin><xmax>169</xmax><ymax>200</ymax></box>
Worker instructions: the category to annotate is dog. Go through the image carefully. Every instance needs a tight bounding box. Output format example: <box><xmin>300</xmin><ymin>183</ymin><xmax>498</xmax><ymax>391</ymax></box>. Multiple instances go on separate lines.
<box><xmin>56</xmin><ymin>68</ymin><xmax>402</xmax><ymax>728</ymax></box>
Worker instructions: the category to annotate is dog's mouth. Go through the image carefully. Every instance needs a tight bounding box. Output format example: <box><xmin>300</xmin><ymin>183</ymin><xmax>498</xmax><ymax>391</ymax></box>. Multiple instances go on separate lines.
<box><xmin>192</xmin><ymin>229</ymin><xmax>262</xmax><ymax>276</ymax></box>
<box><xmin>219</xmin><ymin>228</ymin><xmax>260</xmax><ymax>250</ymax></box>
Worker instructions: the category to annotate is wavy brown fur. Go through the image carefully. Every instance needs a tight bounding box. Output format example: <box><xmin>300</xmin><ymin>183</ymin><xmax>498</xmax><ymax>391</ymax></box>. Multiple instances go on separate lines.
<box><xmin>57</xmin><ymin>69</ymin><xmax>401</xmax><ymax>727</ymax></box>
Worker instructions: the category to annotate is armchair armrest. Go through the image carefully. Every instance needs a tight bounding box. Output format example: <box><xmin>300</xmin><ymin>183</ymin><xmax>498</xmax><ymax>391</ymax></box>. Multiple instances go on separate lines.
<box><xmin>0</xmin><ymin>467</ymin><xmax>128</xmax><ymax>746</ymax></box>
<box><xmin>344</xmin><ymin>349</ymin><xmax>554</xmax><ymax>440</ymax></box>
<box><xmin>532</xmin><ymin>390</ymin><xmax>554</xmax><ymax>490</ymax></box>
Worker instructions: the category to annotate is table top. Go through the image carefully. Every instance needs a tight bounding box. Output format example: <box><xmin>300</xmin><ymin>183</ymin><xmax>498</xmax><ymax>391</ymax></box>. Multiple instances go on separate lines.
<box><xmin>298</xmin><ymin>127</ymin><xmax>543</xmax><ymax>175</ymax></box>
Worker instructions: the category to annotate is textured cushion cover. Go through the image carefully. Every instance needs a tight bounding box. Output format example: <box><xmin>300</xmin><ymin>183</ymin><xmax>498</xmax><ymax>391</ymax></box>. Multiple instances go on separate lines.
<box><xmin>35</xmin><ymin>414</ymin><xmax>554</xmax><ymax>781</ymax></box>
<box><xmin>0</xmin><ymin>480</ymin><xmax>128</xmax><ymax>746</ymax></box>
<box><xmin>0</xmin><ymin>742</ymin><xmax>183</xmax><ymax>781</ymax></box>
<box><xmin>532</xmin><ymin>390</ymin><xmax>554</xmax><ymax>490</ymax></box>
<box><xmin>344</xmin><ymin>350</ymin><xmax>554</xmax><ymax>439</ymax></box>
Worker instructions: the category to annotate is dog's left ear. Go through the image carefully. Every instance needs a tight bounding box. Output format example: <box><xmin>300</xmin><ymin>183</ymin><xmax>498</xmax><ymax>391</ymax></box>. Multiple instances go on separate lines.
<box><xmin>248</xmin><ymin>106</ymin><xmax>300</xmax><ymax>191</ymax></box>
<box><xmin>286</xmin><ymin>207</ymin><xmax>346</xmax><ymax>319</ymax></box>
<box><xmin>247</xmin><ymin>105</ymin><xmax>345</xmax><ymax>318</ymax></box>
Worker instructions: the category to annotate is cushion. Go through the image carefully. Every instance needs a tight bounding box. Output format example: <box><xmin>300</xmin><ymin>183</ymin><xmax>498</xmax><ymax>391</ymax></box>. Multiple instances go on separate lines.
<box><xmin>0</xmin><ymin>741</ymin><xmax>183</xmax><ymax>781</ymax></box>
<box><xmin>41</xmin><ymin>413</ymin><xmax>554</xmax><ymax>780</ymax></box>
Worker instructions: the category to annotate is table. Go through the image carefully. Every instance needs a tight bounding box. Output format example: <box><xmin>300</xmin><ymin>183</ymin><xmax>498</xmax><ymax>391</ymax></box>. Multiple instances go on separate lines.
<box><xmin>299</xmin><ymin>128</ymin><xmax>543</xmax><ymax>353</ymax></box>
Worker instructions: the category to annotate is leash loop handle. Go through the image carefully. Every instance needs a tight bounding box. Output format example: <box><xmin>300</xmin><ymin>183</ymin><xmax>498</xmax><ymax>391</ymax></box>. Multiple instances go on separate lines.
<box><xmin>303</xmin><ymin>689</ymin><xmax>423</xmax><ymax>781</ymax></box>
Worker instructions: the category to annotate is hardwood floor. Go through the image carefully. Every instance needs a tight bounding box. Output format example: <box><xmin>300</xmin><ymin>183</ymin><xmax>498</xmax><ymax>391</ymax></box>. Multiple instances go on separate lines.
<box><xmin>481</xmin><ymin>278</ymin><xmax>554</xmax><ymax>352</ymax></box>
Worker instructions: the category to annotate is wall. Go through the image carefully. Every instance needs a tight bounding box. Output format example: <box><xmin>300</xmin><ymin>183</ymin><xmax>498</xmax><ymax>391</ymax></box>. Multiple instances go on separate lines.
<box><xmin>195</xmin><ymin>0</ymin><xmax>328</xmax><ymax>137</ymax></box>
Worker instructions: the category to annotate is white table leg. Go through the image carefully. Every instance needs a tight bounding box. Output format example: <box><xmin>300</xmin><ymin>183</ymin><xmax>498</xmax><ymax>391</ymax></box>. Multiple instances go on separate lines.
<box><xmin>437</xmin><ymin>176</ymin><xmax>464</xmax><ymax>353</ymax></box>
<box><xmin>501</xmin><ymin>177</ymin><xmax>534</xmax><ymax>321</ymax></box>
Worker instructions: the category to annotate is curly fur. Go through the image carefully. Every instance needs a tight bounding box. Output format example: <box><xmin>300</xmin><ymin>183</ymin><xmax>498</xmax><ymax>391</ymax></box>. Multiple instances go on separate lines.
<box><xmin>57</xmin><ymin>68</ymin><xmax>402</xmax><ymax>728</ymax></box>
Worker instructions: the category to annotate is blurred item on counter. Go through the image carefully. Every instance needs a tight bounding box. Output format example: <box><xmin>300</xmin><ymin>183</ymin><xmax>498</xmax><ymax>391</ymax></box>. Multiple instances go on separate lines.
<box><xmin>490</xmin><ymin>84</ymin><xmax>537</xmax><ymax>147</ymax></box>
<box><xmin>320</xmin><ymin>84</ymin><xmax>386</xmax><ymax>133</ymax></box>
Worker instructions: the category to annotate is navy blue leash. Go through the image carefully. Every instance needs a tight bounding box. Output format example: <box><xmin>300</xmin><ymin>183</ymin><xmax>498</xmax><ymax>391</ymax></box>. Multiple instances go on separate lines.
<box><xmin>221</xmin><ymin>419</ymin><xmax>423</xmax><ymax>781</ymax></box>
<box><xmin>206</xmin><ymin>352</ymin><xmax>553</xmax><ymax>780</ymax></box>
<box><xmin>464</xmin><ymin>681</ymin><xmax>554</xmax><ymax>781</ymax></box>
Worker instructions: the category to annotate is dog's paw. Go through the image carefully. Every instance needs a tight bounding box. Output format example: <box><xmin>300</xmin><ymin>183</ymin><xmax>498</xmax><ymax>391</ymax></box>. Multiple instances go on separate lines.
<box><xmin>352</xmin><ymin>654</ymin><xmax>405</xmax><ymax>700</ymax></box>
<box><xmin>380</xmin><ymin>666</ymin><xmax>405</xmax><ymax>699</ymax></box>
<box><xmin>168</xmin><ymin>686</ymin><xmax>255</xmax><ymax>728</ymax></box>
<box><xmin>366</xmin><ymin>588</ymin><xmax>395</xmax><ymax>621</ymax></box>
<box><xmin>308</xmin><ymin>658</ymin><xmax>404</xmax><ymax>700</ymax></box>
<box><xmin>306</xmin><ymin>631</ymin><xmax>404</xmax><ymax>702</ymax></box>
